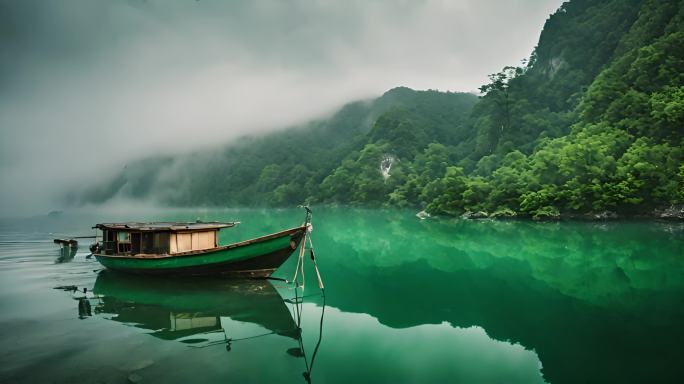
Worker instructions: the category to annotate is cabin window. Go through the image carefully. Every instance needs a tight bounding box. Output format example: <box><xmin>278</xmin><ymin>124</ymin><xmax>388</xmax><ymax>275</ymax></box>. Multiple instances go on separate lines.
<box><xmin>153</xmin><ymin>233</ymin><xmax>170</xmax><ymax>251</ymax></box>
<box><xmin>118</xmin><ymin>232</ymin><xmax>130</xmax><ymax>243</ymax></box>
<box><xmin>140</xmin><ymin>232</ymin><xmax>170</xmax><ymax>254</ymax></box>
<box><xmin>116</xmin><ymin>231</ymin><xmax>132</xmax><ymax>254</ymax></box>
<box><xmin>103</xmin><ymin>230</ymin><xmax>116</xmax><ymax>254</ymax></box>
<box><xmin>131</xmin><ymin>232</ymin><xmax>141</xmax><ymax>254</ymax></box>
<box><xmin>104</xmin><ymin>230</ymin><xmax>115</xmax><ymax>242</ymax></box>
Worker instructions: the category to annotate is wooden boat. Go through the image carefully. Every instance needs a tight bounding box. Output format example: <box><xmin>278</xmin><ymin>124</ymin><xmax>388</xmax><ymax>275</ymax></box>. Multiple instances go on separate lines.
<box><xmin>92</xmin><ymin>213</ymin><xmax>310</xmax><ymax>277</ymax></box>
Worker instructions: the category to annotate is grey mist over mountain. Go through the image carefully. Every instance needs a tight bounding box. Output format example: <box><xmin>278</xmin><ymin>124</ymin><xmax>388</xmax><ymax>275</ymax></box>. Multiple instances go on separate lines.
<box><xmin>0</xmin><ymin>0</ymin><xmax>563</xmax><ymax>216</ymax></box>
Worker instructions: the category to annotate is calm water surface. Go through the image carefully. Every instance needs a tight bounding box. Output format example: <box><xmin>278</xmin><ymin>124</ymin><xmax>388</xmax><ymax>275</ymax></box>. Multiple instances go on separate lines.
<box><xmin>0</xmin><ymin>207</ymin><xmax>683</xmax><ymax>383</ymax></box>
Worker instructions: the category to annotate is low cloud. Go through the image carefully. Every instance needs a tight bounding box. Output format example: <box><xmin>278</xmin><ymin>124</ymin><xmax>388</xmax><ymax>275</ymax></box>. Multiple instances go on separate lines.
<box><xmin>0</xmin><ymin>0</ymin><xmax>562</xmax><ymax>216</ymax></box>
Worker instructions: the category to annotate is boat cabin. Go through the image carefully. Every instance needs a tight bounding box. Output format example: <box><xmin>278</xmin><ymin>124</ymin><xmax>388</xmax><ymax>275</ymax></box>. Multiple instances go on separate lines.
<box><xmin>93</xmin><ymin>222</ymin><xmax>238</xmax><ymax>256</ymax></box>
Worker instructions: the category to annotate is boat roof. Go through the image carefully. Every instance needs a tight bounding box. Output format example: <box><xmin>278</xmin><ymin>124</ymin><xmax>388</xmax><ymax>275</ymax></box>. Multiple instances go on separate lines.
<box><xmin>93</xmin><ymin>221</ymin><xmax>239</xmax><ymax>232</ymax></box>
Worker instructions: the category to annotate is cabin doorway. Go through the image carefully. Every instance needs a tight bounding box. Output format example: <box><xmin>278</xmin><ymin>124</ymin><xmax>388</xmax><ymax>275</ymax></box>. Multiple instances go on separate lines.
<box><xmin>131</xmin><ymin>233</ymin><xmax>141</xmax><ymax>254</ymax></box>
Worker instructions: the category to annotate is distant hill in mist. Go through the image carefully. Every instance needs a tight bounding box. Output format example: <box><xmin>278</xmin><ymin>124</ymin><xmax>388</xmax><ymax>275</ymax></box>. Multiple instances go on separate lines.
<box><xmin>72</xmin><ymin>87</ymin><xmax>478</xmax><ymax>207</ymax></box>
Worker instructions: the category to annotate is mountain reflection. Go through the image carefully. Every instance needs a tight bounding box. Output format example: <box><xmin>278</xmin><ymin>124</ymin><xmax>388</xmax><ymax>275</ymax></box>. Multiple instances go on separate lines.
<box><xmin>312</xmin><ymin>208</ymin><xmax>684</xmax><ymax>384</ymax></box>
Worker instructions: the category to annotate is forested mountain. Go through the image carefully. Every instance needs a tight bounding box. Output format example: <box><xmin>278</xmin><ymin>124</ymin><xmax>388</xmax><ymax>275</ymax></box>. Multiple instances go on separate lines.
<box><xmin>74</xmin><ymin>88</ymin><xmax>479</xmax><ymax>207</ymax></box>
<box><xmin>76</xmin><ymin>0</ymin><xmax>684</xmax><ymax>219</ymax></box>
<box><xmin>415</xmin><ymin>0</ymin><xmax>683</xmax><ymax>218</ymax></box>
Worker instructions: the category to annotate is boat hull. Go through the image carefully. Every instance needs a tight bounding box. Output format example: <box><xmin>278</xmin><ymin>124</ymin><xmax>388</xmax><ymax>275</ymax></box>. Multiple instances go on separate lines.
<box><xmin>94</xmin><ymin>226</ymin><xmax>305</xmax><ymax>277</ymax></box>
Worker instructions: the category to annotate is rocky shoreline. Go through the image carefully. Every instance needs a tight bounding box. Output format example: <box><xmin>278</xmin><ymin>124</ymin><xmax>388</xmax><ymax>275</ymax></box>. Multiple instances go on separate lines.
<box><xmin>453</xmin><ymin>205</ymin><xmax>684</xmax><ymax>221</ymax></box>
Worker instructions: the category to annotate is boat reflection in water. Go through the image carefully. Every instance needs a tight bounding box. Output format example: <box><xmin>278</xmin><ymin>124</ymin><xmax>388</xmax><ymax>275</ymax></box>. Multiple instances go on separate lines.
<box><xmin>88</xmin><ymin>271</ymin><xmax>325</xmax><ymax>382</ymax></box>
<box><xmin>55</xmin><ymin>245</ymin><xmax>77</xmax><ymax>263</ymax></box>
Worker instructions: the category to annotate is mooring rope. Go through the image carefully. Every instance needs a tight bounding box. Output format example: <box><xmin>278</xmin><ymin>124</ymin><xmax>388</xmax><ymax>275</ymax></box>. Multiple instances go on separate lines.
<box><xmin>279</xmin><ymin>206</ymin><xmax>324</xmax><ymax>297</ymax></box>
<box><xmin>303</xmin><ymin>293</ymin><xmax>325</xmax><ymax>383</ymax></box>
<box><xmin>307</xmin><ymin>233</ymin><xmax>325</xmax><ymax>293</ymax></box>
<box><xmin>300</xmin><ymin>230</ymin><xmax>306</xmax><ymax>290</ymax></box>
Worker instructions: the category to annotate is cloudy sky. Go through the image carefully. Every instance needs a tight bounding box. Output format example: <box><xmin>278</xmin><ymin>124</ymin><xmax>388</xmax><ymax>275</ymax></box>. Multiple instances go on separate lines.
<box><xmin>0</xmin><ymin>0</ymin><xmax>563</xmax><ymax>216</ymax></box>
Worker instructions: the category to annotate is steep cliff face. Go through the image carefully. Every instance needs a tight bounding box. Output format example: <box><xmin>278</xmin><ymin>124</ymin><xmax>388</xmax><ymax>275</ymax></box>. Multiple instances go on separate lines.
<box><xmin>528</xmin><ymin>0</ymin><xmax>643</xmax><ymax>109</ymax></box>
<box><xmin>465</xmin><ymin>0</ymin><xmax>645</xmax><ymax>161</ymax></box>
<box><xmin>427</xmin><ymin>0</ymin><xmax>684</xmax><ymax>217</ymax></box>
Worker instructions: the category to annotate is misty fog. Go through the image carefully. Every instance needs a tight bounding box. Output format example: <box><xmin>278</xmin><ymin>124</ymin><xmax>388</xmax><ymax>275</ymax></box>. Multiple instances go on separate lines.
<box><xmin>0</xmin><ymin>0</ymin><xmax>563</xmax><ymax>216</ymax></box>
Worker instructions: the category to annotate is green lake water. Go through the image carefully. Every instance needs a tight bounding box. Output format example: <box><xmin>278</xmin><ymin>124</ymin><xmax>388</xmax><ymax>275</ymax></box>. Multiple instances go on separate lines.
<box><xmin>1</xmin><ymin>207</ymin><xmax>683</xmax><ymax>383</ymax></box>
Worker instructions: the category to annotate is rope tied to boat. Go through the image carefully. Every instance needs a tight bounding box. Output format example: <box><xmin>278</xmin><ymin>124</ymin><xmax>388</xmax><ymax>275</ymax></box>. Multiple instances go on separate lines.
<box><xmin>308</xmin><ymin>232</ymin><xmax>324</xmax><ymax>293</ymax></box>
<box><xmin>289</xmin><ymin>206</ymin><xmax>325</xmax><ymax>294</ymax></box>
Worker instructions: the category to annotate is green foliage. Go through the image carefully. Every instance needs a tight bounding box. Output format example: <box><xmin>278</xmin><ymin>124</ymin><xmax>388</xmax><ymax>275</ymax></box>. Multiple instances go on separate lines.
<box><xmin>531</xmin><ymin>205</ymin><xmax>561</xmax><ymax>220</ymax></box>
<box><xmin>424</xmin><ymin>167</ymin><xmax>468</xmax><ymax>216</ymax></box>
<box><xmin>614</xmin><ymin>138</ymin><xmax>684</xmax><ymax>206</ymax></box>
<box><xmin>389</xmin><ymin>143</ymin><xmax>452</xmax><ymax>207</ymax></box>
<box><xmin>461</xmin><ymin>177</ymin><xmax>493</xmax><ymax>213</ymax></box>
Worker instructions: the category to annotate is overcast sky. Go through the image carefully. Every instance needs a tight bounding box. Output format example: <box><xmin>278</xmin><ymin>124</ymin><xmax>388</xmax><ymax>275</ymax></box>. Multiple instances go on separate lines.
<box><xmin>0</xmin><ymin>0</ymin><xmax>564</xmax><ymax>216</ymax></box>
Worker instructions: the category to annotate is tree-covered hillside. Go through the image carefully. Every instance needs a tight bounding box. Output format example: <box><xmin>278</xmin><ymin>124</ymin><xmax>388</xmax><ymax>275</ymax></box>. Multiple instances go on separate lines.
<box><xmin>74</xmin><ymin>88</ymin><xmax>478</xmax><ymax>207</ymax></box>
<box><xmin>416</xmin><ymin>0</ymin><xmax>684</xmax><ymax>218</ymax></box>
<box><xmin>76</xmin><ymin>0</ymin><xmax>684</xmax><ymax>219</ymax></box>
